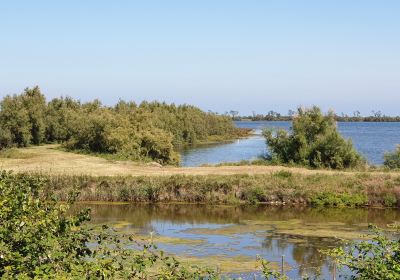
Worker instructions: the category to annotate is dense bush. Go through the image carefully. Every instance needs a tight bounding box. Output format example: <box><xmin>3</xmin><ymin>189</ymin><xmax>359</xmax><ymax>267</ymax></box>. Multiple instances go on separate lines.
<box><xmin>384</xmin><ymin>145</ymin><xmax>400</xmax><ymax>169</ymax></box>
<box><xmin>263</xmin><ymin>106</ymin><xmax>364</xmax><ymax>169</ymax></box>
<box><xmin>0</xmin><ymin>87</ymin><xmax>247</xmax><ymax>165</ymax></box>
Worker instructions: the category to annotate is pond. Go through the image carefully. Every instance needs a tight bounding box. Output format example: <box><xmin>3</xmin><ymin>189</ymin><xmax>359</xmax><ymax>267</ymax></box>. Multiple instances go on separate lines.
<box><xmin>180</xmin><ymin>121</ymin><xmax>400</xmax><ymax>167</ymax></box>
<box><xmin>81</xmin><ymin>203</ymin><xmax>400</xmax><ymax>279</ymax></box>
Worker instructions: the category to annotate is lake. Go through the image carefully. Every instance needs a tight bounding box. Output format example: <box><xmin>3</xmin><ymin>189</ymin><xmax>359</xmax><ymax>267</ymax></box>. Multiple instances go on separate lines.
<box><xmin>181</xmin><ymin>121</ymin><xmax>400</xmax><ymax>167</ymax></box>
<box><xmin>83</xmin><ymin>203</ymin><xmax>400</xmax><ymax>279</ymax></box>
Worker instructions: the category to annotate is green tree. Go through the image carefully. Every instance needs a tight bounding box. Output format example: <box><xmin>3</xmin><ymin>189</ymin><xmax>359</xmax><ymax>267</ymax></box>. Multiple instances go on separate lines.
<box><xmin>139</xmin><ymin>128</ymin><xmax>179</xmax><ymax>165</ymax></box>
<box><xmin>263</xmin><ymin>106</ymin><xmax>364</xmax><ymax>169</ymax></box>
<box><xmin>21</xmin><ymin>86</ymin><xmax>47</xmax><ymax>145</ymax></box>
<box><xmin>45</xmin><ymin>97</ymin><xmax>81</xmax><ymax>142</ymax></box>
<box><xmin>0</xmin><ymin>95</ymin><xmax>31</xmax><ymax>147</ymax></box>
<box><xmin>0</xmin><ymin>127</ymin><xmax>12</xmax><ymax>150</ymax></box>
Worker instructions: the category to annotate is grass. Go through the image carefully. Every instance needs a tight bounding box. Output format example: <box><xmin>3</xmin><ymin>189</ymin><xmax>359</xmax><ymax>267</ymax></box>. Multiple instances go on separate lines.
<box><xmin>2</xmin><ymin>145</ymin><xmax>400</xmax><ymax>207</ymax></box>
<box><xmin>35</xmin><ymin>171</ymin><xmax>400</xmax><ymax>207</ymax></box>
<box><xmin>0</xmin><ymin>144</ymin><xmax>396</xmax><ymax>177</ymax></box>
<box><xmin>0</xmin><ymin>148</ymin><xmax>37</xmax><ymax>159</ymax></box>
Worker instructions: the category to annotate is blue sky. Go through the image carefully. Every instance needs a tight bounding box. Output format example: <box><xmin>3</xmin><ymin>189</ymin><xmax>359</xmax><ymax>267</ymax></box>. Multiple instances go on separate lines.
<box><xmin>1</xmin><ymin>0</ymin><xmax>399</xmax><ymax>116</ymax></box>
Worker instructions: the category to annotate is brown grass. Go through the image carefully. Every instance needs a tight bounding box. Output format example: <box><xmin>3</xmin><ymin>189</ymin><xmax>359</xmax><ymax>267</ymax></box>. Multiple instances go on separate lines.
<box><xmin>1</xmin><ymin>144</ymin><xmax>398</xmax><ymax>177</ymax></box>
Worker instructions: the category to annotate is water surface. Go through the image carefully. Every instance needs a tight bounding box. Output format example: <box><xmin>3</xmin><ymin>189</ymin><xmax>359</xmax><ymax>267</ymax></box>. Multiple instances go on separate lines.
<box><xmin>181</xmin><ymin>121</ymin><xmax>400</xmax><ymax>166</ymax></box>
<box><xmin>83</xmin><ymin>203</ymin><xmax>400</xmax><ymax>279</ymax></box>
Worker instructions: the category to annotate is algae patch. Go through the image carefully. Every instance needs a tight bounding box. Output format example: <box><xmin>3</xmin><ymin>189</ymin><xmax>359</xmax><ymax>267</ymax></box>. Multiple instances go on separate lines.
<box><xmin>177</xmin><ymin>255</ymin><xmax>280</xmax><ymax>273</ymax></box>
<box><xmin>153</xmin><ymin>235</ymin><xmax>206</xmax><ymax>245</ymax></box>
<box><xmin>182</xmin><ymin>219</ymin><xmax>368</xmax><ymax>241</ymax></box>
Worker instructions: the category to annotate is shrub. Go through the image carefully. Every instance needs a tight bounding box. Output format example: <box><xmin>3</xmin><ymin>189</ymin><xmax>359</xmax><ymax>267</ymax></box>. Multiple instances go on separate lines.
<box><xmin>384</xmin><ymin>145</ymin><xmax>400</xmax><ymax>169</ymax></box>
<box><xmin>382</xmin><ymin>193</ymin><xmax>397</xmax><ymax>207</ymax></box>
<box><xmin>263</xmin><ymin>106</ymin><xmax>364</xmax><ymax>169</ymax></box>
<box><xmin>324</xmin><ymin>225</ymin><xmax>400</xmax><ymax>280</ymax></box>
<box><xmin>310</xmin><ymin>192</ymin><xmax>368</xmax><ymax>207</ymax></box>
<box><xmin>0</xmin><ymin>171</ymin><xmax>92</xmax><ymax>278</ymax></box>
<box><xmin>243</xmin><ymin>186</ymin><xmax>266</xmax><ymax>204</ymax></box>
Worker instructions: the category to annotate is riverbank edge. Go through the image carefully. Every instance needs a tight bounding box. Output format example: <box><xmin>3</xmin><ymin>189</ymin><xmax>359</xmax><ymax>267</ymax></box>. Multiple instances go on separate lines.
<box><xmin>37</xmin><ymin>171</ymin><xmax>400</xmax><ymax>208</ymax></box>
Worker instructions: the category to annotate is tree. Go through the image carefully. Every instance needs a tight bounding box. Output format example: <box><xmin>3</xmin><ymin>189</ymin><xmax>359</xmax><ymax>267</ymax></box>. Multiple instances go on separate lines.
<box><xmin>139</xmin><ymin>128</ymin><xmax>179</xmax><ymax>164</ymax></box>
<box><xmin>288</xmin><ymin>109</ymin><xmax>296</xmax><ymax>117</ymax></box>
<box><xmin>0</xmin><ymin>86</ymin><xmax>46</xmax><ymax>147</ymax></box>
<box><xmin>263</xmin><ymin>106</ymin><xmax>364</xmax><ymax>169</ymax></box>
<box><xmin>229</xmin><ymin>110</ymin><xmax>239</xmax><ymax>120</ymax></box>
<box><xmin>0</xmin><ymin>127</ymin><xmax>12</xmax><ymax>150</ymax></box>
<box><xmin>21</xmin><ymin>86</ymin><xmax>47</xmax><ymax>145</ymax></box>
<box><xmin>0</xmin><ymin>95</ymin><xmax>31</xmax><ymax>147</ymax></box>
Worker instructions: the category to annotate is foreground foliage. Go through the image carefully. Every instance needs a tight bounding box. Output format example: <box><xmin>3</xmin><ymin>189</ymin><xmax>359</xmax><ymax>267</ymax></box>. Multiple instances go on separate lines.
<box><xmin>263</xmin><ymin>107</ymin><xmax>365</xmax><ymax>169</ymax></box>
<box><xmin>0</xmin><ymin>171</ymin><xmax>220</xmax><ymax>279</ymax></box>
<box><xmin>0</xmin><ymin>87</ymin><xmax>247</xmax><ymax>165</ymax></box>
<box><xmin>324</xmin><ymin>225</ymin><xmax>400</xmax><ymax>280</ymax></box>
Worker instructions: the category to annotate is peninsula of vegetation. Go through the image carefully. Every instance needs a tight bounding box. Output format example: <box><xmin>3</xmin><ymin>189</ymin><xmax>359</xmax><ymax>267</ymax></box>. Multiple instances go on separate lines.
<box><xmin>0</xmin><ymin>87</ymin><xmax>249</xmax><ymax>165</ymax></box>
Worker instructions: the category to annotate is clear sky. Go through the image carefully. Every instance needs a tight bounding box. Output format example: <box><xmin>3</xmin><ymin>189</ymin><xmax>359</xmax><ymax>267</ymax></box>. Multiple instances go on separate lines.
<box><xmin>1</xmin><ymin>0</ymin><xmax>399</xmax><ymax>116</ymax></box>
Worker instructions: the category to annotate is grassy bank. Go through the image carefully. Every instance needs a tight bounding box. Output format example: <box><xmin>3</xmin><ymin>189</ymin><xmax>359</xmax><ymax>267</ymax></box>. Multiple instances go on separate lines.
<box><xmin>2</xmin><ymin>145</ymin><xmax>400</xmax><ymax>208</ymax></box>
<box><xmin>42</xmin><ymin>171</ymin><xmax>400</xmax><ymax>207</ymax></box>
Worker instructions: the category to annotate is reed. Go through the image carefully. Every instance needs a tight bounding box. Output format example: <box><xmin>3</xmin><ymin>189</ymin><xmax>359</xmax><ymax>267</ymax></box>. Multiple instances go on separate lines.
<box><xmin>38</xmin><ymin>171</ymin><xmax>400</xmax><ymax>207</ymax></box>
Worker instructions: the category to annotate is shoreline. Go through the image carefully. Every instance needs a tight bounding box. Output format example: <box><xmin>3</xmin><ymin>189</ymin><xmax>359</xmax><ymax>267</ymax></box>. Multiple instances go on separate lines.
<box><xmin>40</xmin><ymin>171</ymin><xmax>400</xmax><ymax>208</ymax></box>
<box><xmin>1</xmin><ymin>145</ymin><xmax>400</xmax><ymax>208</ymax></box>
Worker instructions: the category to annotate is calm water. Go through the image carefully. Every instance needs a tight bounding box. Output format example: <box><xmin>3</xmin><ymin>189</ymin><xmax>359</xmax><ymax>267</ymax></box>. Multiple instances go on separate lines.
<box><xmin>181</xmin><ymin>121</ymin><xmax>400</xmax><ymax>166</ymax></box>
<box><xmin>82</xmin><ymin>203</ymin><xmax>400</xmax><ymax>279</ymax></box>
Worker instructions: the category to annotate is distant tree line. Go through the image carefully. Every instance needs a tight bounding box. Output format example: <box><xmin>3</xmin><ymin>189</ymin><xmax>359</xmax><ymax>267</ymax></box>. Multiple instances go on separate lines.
<box><xmin>334</xmin><ymin>110</ymin><xmax>400</xmax><ymax>122</ymax></box>
<box><xmin>0</xmin><ymin>86</ymin><xmax>248</xmax><ymax>164</ymax></box>
<box><xmin>234</xmin><ymin>110</ymin><xmax>400</xmax><ymax>122</ymax></box>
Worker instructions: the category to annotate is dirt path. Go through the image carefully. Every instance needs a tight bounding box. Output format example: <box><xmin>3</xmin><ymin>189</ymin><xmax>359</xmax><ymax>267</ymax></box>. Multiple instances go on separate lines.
<box><xmin>0</xmin><ymin>145</ymin><xmax>395</xmax><ymax>177</ymax></box>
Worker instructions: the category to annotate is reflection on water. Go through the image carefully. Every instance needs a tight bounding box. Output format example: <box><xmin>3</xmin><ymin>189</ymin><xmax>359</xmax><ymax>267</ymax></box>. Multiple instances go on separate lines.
<box><xmin>76</xmin><ymin>203</ymin><xmax>400</xmax><ymax>279</ymax></box>
<box><xmin>180</xmin><ymin>135</ymin><xmax>267</xmax><ymax>167</ymax></box>
<box><xmin>181</xmin><ymin>121</ymin><xmax>400</xmax><ymax>166</ymax></box>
